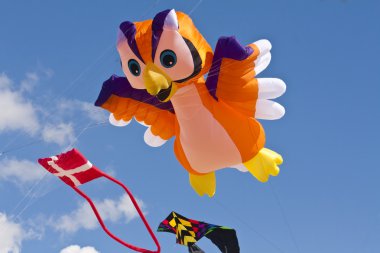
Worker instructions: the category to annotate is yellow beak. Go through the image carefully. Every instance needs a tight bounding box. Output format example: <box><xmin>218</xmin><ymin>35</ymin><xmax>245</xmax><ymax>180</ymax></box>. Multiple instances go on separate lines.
<box><xmin>143</xmin><ymin>63</ymin><xmax>177</xmax><ymax>102</ymax></box>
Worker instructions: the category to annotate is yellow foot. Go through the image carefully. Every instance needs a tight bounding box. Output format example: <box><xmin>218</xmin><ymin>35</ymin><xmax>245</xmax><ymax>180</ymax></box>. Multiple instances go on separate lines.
<box><xmin>189</xmin><ymin>172</ymin><xmax>216</xmax><ymax>197</ymax></box>
<box><xmin>244</xmin><ymin>148</ymin><xmax>283</xmax><ymax>182</ymax></box>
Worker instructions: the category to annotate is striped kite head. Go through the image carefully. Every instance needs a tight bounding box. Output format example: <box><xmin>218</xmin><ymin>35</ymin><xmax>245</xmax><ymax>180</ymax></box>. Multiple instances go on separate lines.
<box><xmin>117</xmin><ymin>9</ymin><xmax>213</xmax><ymax>102</ymax></box>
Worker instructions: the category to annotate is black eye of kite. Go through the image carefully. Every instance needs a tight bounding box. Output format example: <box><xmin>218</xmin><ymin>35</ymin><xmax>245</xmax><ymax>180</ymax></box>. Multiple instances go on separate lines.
<box><xmin>128</xmin><ymin>59</ymin><xmax>141</xmax><ymax>76</ymax></box>
<box><xmin>160</xmin><ymin>50</ymin><xmax>177</xmax><ymax>68</ymax></box>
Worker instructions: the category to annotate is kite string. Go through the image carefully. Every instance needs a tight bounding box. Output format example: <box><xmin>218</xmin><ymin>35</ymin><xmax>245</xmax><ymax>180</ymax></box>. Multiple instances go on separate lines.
<box><xmin>9</xmin><ymin>45</ymin><xmax>269</xmax><ymax>219</ymax></box>
<box><xmin>107</xmin><ymin>50</ymin><xmax>265</xmax><ymax>118</ymax></box>
<box><xmin>212</xmin><ymin>198</ymin><xmax>286</xmax><ymax>253</ymax></box>
<box><xmin>11</xmin><ymin>120</ymin><xmax>107</xmax><ymax>221</ymax></box>
<box><xmin>1</xmin><ymin>0</ymin><xmax>259</xmax><ymax>155</ymax></box>
<box><xmin>98</xmin><ymin>0</ymin><xmax>263</xmax><ymax>115</ymax></box>
<box><xmin>7</xmin><ymin>0</ymin><xmax>244</xmax><ymax>222</ymax></box>
<box><xmin>7</xmin><ymin>0</ymin><xmax>223</xmax><ymax>232</ymax></box>
<box><xmin>189</xmin><ymin>0</ymin><xmax>204</xmax><ymax>15</ymax></box>
<box><xmin>0</xmin><ymin>0</ymin><xmax>160</xmax><ymax>155</ymax></box>
<box><xmin>65</xmin><ymin>120</ymin><xmax>107</xmax><ymax>150</ymax></box>
<box><xmin>269</xmin><ymin>181</ymin><xmax>302</xmax><ymax>253</ymax></box>
<box><xmin>1</xmin><ymin>1</ymin><xmax>255</xmax><ymax>156</ymax></box>
<box><xmin>13</xmin><ymin>172</ymin><xmax>49</xmax><ymax>221</ymax></box>
<box><xmin>6</xmin><ymin>0</ymin><xmax>197</xmax><ymax>219</ymax></box>
<box><xmin>0</xmin><ymin>120</ymin><xmax>107</xmax><ymax>156</ymax></box>
<box><xmin>127</xmin><ymin>44</ymin><xmax>269</xmax><ymax>111</ymax></box>
<box><xmin>10</xmin><ymin>170</ymin><xmax>49</xmax><ymax>219</ymax></box>
<box><xmin>0</xmin><ymin>44</ymin><xmax>113</xmax><ymax>154</ymax></box>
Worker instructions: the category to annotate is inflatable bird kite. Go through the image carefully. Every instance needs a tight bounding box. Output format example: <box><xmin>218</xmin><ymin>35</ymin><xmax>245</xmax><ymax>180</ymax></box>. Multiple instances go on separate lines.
<box><xmin>95</xmin><ymin>9</ymin><xmax>286</xmax><ymax>197</ymax></box>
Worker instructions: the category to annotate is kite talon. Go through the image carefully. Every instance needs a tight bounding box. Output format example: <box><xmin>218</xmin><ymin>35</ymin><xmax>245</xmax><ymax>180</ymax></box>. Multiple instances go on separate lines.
<box><xmin>189</xmin><ymin>172</ymin><xmax>216</xmax><ymax>197</ymax></box>
<box><xmin>244</xmin><ymin>148</ymin><xmax>282</xmax><ymax>182</ymax></box>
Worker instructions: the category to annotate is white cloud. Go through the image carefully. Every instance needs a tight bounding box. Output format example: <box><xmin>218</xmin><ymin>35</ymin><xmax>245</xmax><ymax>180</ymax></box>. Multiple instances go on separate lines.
<box><xmin>0</xmin><ymin>212</ymin><xmax>43</xmax><ymax>253</ymax></box>
<box><xmin>57</xmin><ymin>99</ymin><xmax>107</xmax><ymax>123</ymax></box>
<box><xmin>0</xmin><ymin>72</ymin><xmax>107</xmax><ymax>150</ymax></box>
<box><xmin>42</xmin><ymin>123</ymin><xmax>75</xmax><ymax>146</ymax></box>
<box><xmin>20</xmin><ymin>72</ymin><xmax>39</xmax><ymax>93</ymax></box>
<box><xmin>53</xmin><ymin>194</ymin><xmax>145</xmax><ymax>233</ymax></box>
<box><xmin>60</xmin><ymin>245</ymin><xmax>100</xmax><ymax>253</ymax></box>
<box><xmin>79</xmin><ymin>102</ymin><xmax>107</xmax><ymax>122</ymax></box>
<box><xmin>0</xmin><ymin>213</ymin><xmax>24</xmax><ymax>253</ymax></box>
<box><xmin>0</xmin><ymin>158</ymin><xmax>44</xmax><ymax>184</ymax></box>
<box><xmin>0</xmin><ymin>73</ymin><xmax>12</xmax><ymax>89</ymax></box>
<box><xmin>0</xmin><ymin>73</ymin><xmax>40</xmax><ymax>135</ymax></box>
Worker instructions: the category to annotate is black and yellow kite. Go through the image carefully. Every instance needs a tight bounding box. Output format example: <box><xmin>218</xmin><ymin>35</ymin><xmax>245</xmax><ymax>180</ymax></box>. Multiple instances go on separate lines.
<box><xmin>157</xmin><ymin>211</ymin><xmax>240</xmax><ymax>253</ymax></box>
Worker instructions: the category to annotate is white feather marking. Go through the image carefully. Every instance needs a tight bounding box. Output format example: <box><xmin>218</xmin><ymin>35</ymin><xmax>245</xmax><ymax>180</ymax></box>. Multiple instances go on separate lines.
<box><xmin>255</xmin><ymin>99</ymin><xmax>285</xmax><ymax>120</ymax></box>
<box><xmin>144</xmin><ymin>127</ymin><xmax>167</xmax><ymax>147</ymax></box>
<box><xmin>135</xmin><ymin>118</ymin><xmax>149</xmax><ymax>127</ymax></box>
<box><xmin>258</xmin><ymin>78</ymin><xmax>286</xmax><ymax>99</ymax></box>
<box><xmin>109</xmin><ymin>113</ymin><xmax>131</xmax><ymax>127</ymax></box>
<box><xmin>254</xmin><ymin>53</ymin><xmax>272</xmax><ymax>75</ymax></box>
<box><xmin>254</xmin><ymin>39</ymin><xmax>272</xmax><ymax>56</ymax></box>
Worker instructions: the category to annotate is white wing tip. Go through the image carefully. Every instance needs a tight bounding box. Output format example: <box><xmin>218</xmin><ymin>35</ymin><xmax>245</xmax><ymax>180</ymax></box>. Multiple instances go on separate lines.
<box><xmin>254</xmin><ymin>39</ymin><xmax>272</xmax><ymax>54</ymax></box>
<box><xmin>135</xmin><ymin>118</ymin><xmax>149</xmax><ymax>127</ymax></box>
<box><xmin>254</xmin><ymin>53</ymin><xmax>272</xmax><ymax>75</ymax></box>
<box><xmin>109</xmin><ymin>113</ymin><xmax>131</xmax><ymax>127</ymax></box>
<box><xmin>144</xmin><ymin>128</ymin><xmax>167</xmax><ymax>147</ymax></box>
<box><xmin>258</xmin><ymin>78</ymin><xmax>287</xmax><ymax>99</ymax></box>
<box><xmin>255</xmin><ymin>100</ymin><xmax>285</xmax><ymax>120</ymax></box>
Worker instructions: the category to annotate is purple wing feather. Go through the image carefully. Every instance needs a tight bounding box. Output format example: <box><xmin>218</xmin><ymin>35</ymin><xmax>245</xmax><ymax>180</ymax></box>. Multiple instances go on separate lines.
<box><xmin>206</xmin><ymin>36</ymin><xmax>254</xmax><ymax>100</ymax></box>
<box><xmin>95</xmin><ymin>75</ymin><xmax>174</xmax><ymax>113</ymax></box>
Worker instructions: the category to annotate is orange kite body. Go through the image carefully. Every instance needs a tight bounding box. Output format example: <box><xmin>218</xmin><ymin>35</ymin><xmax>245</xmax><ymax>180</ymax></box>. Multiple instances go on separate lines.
<box><xmin>172</xmin><ymin>77</ymin><xmax>265</xmax><ymax>175</ymax></box>
<box><xmin>95</xmin><ymin>9</ymin><xmax>286</xmax><ymax>197</ymax></box>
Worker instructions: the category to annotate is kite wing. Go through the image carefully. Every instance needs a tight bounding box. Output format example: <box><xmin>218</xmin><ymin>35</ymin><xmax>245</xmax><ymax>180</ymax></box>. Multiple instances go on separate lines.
<box><xmin>157</xmin><ymin>211</ymin><xmax>240</xmax><ymax>253</ymax></box>
<box><xmin>205</xmin><ymin>227</ymin><xmax>240</xmax><ymax>253</ymax></box>
<box><xmin>95</xmin><ymin>75</ymin><xmax>176</xmax><ymax>147</ymax></box>
<box><xmin>38</xmin><ymin>149</ymin><xmax>160</xmax><ymax>253</ymax></box>
<box><xmin>205</xmin><ymin>36</ymin><xmax>286</xmax><ymax>120</ymax></box>
<box><xmin>188</xmin><ymin>244</ymin><xmax>205</xmax><ymax>253</ymax></box>
<box><xmin>38</xmin><ymin>149</ymin><xmax>103</xmax><ymax>187</ymax></box>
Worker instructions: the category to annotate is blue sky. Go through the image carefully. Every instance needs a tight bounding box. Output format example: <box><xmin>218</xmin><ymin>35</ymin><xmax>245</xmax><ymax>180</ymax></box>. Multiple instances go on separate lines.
<box><xmin>0</xmin><ymin>0</ymin><xmax>380</xmax><ymax>252</ymax></box>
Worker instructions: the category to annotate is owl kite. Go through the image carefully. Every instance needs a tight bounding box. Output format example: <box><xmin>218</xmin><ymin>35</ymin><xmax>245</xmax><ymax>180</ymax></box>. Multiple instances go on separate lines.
<box><xmin>95</xmin><ymin>9</ymin><xmax>286</xmax><ymax>197</ymax></box>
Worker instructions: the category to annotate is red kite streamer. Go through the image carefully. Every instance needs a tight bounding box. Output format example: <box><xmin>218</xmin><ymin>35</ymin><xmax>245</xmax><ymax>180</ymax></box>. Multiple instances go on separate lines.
<box><xmin>38</xmin><ymin>149</ymin><xmax>160</xmax><ymax>253</ymax></box>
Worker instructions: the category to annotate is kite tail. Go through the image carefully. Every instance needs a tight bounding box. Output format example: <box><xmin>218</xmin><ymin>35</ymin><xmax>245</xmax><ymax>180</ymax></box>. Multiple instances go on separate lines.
<box><xmin>72</xmin><ymin>172</ymin><xmax>161</xmax><ymax>253</ymax></box>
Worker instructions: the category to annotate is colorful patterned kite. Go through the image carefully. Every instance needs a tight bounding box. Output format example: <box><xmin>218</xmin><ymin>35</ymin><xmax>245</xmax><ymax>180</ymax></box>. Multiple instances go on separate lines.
<box><xmin>38</xmin><ymin>149</ymin><xmax>161</xmax><ymax>253</ymax></box>
<box><xmin>158</xmin><ymin>211</ymin><xmax>239</xmax><ymax>253</ymax></box>
<box><xmin>95</xmin><ymin>9</ymin><xmax>286</xmax><ymax>197</ymax></box>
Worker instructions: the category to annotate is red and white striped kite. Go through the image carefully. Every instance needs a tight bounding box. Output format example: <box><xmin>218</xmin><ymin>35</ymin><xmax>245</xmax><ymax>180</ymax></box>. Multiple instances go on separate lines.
<box><xmin>38</xmin><ymin>149</ymin><xmax>161</xmax><ymax>253</ymax></box>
